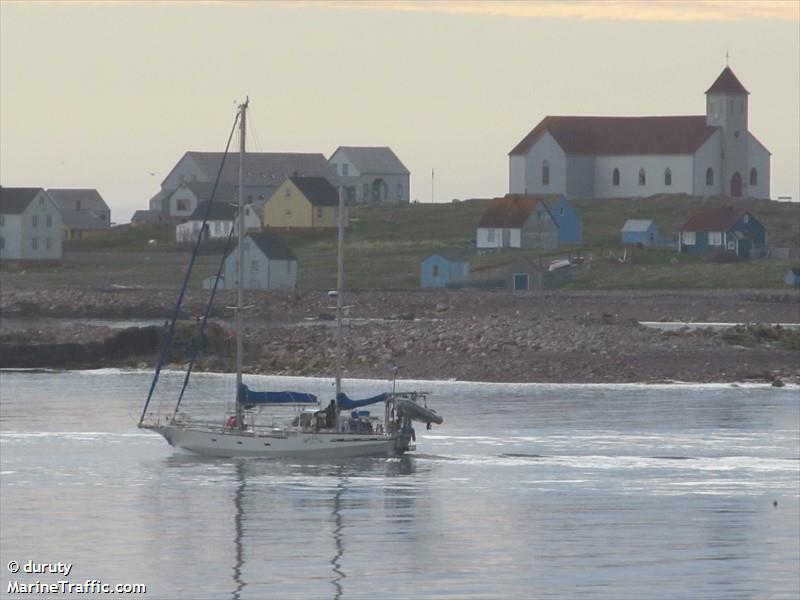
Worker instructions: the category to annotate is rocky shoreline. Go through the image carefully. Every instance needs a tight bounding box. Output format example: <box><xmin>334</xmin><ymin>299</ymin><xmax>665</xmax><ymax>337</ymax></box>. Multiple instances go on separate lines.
<box><xmin>1</xmin><ymin>287</ymin><xmax>798</xmax><ymax>384</ymax></box>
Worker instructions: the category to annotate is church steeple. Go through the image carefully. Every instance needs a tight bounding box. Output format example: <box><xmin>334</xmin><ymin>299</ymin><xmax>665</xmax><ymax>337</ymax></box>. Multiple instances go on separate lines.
<box><xmin>705</xmin><ymin>65</ymin><xmax>750</xmax><ymax>197</ymax></box>
<box><xmin>706</xmin><ymin>66</ymin><xmax>749</xmax><ymax>96</ymax></box>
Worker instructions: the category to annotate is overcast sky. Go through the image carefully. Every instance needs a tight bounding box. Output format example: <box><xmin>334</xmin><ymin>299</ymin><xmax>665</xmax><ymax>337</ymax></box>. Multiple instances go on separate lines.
<box><xmin>1</xmin><ymin>1</ymin><xmax>798</xmax><ymax>222</ymax></box>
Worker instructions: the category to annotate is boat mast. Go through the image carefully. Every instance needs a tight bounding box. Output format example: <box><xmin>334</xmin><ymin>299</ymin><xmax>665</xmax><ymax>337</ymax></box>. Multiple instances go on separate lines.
<box><xmin>235</xmin><ymin>98</ymin><xmax>248</xmax><ymax>428</ymax></box>
<box><xmin>335</xmin><ymin>185</ymin><xmax>345</xmax><ymax>399</ymax></box>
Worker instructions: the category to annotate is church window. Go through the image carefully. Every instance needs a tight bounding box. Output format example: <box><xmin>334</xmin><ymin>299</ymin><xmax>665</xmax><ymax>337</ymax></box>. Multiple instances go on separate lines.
<box><xmin>749</xmin><ymin>168</ymin><xmax>758</xmax><ymax>186</ymax></box>
<box><xmin>664</xmin><ymin>168</ymin><xmax>672</xmax><ymax>187</ymax></box>
<box><xmin>706</xmin><ymin>168</ymin><xmax>714</xmax><ymax>186</ymax></box>
<box><xmin>542</xmin><ymin>160</ymin><xmax>550</xmax><ymax>186</ymax></box>
<box><xmin>612</xmin><ymin>168</ymin><xmax>620</xmax><ymax>186</ymax></box>
<box><xmin>638</xmin><ymin>168</ymin><xmax>646</xmax><ymax>186</ymax></box>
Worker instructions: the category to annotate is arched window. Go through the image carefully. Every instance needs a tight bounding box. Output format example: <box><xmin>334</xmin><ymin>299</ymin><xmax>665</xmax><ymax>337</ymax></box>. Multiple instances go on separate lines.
<box><xmin>749</xmin><ymin>168</ymin><xmax>758</xmax><ymax>186</ymax></box>
<box><xmin>706</xmin><ymin>168</ymin><xmax>714</xmax><ymax>186</ymax></box>
<box><xmin>664</xmin><ymin>168</ymin><xmax>672</xmax><ymax>187</ymax></box>
<box><xmin>542</xmin><ymin>160</ymin><xmax>550</xmax><ymax>186</ymax></box>
<box><xmin>638</xmin><ymin>168</ymin><xmax>646</xmax><ymax>186</ymax></box>
<box><xmin>612</xmin><ymin>168</ymin><xmax>620</xmax><ymax>186</ymax></box>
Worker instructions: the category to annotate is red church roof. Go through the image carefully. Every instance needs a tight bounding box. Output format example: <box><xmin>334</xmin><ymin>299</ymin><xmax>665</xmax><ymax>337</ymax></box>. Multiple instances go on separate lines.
<box><xmin>509</xmin><ymin>115</ymin><xmax>718</xmax><ymax>157</ymax></box>
<box><xmin>705</xmin><ymin>66</ymin><xmax>749</xmax><ymax>95</ymax></box>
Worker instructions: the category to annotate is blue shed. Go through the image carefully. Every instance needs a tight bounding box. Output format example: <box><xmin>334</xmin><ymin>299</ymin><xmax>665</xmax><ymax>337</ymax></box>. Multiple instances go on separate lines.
<box><xmin>679</xmin><ymin>207</ymin><xmax>766</xmax><ymax>258</ymax></box>
<box><xmin>543</xmin><ymin>195</ymin><xmax>582</xmax><ymax>245</ymax></box>
<box><xmin>621</xmin><ymin>219</ymin><xmax>662</xmax><ymax>246</ymax></box>
<box><xmin>785</xmin><ymin>268</ymin><xmax>800</xmax><ymax>287</ymax></box>
<box><xmin>421</xmin><ymin>251</ymin><xmax>470</xmax><ymax>288</ymax></box>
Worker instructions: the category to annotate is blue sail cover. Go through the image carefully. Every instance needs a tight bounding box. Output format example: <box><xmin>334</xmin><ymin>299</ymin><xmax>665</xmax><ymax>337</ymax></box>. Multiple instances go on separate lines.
<box><xmin>336</xmin><ymin>392</ymin><xmax>388</xmax><ymax>410</ymax></box>
<box><xmin>239</xmin><ymin>384</ymin><xmax>318</xmax><ymax>407</ymax></box>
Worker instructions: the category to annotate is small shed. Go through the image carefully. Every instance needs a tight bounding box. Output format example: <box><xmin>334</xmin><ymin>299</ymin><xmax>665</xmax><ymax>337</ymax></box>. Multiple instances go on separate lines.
<box><xmin>207</xmin><ymin>232</ymin><xmax>297</xmax><ymax>290</ymax></box>
<box><xmin>785</xmin><ymin>268</ymin><xmax>800</xmax><ymax>287</ymax></box>
<box><xmin>621</xmin><ymin>219</ymin><xmax>662</xmax><ymax>246</ymax></box>
<box><xmin>420</xmin><ymin>251</ymin><xmax>469</xmax><ymax>288</ymax></box>
<box><xmin>543</xmin><ymin>195</ymin><xmax>582</xmax><ymax>245</ymax></box>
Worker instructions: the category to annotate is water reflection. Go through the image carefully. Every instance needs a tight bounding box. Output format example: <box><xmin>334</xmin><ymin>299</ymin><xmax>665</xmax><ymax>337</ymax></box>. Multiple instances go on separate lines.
<box><xmin>330</xmin><ymin>471</ymin><xmax>346</xmax><ymax>600</ymax></box>
<box><xmin>232</xmin><ymin>462</ymin><xmax>246</xmax><ymax>600</ymax></box>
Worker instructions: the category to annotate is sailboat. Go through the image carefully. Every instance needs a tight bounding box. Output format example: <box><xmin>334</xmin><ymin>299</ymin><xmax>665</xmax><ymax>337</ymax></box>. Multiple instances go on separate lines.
<box><xmin>138</xmin><ymin>99</ymin><xmax>442</xmax><ymax>458</ymax></box>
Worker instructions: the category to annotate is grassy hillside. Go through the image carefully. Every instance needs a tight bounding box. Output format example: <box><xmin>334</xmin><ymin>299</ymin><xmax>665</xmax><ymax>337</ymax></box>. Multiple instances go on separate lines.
<box><xmin>11</xmin><ymin>196</ymin><xmax>799</xmax><ymax>291</ymax></box>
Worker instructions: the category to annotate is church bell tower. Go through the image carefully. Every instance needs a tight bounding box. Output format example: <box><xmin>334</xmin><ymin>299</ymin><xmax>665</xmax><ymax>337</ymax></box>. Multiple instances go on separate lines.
<box><xmin>705</xmin><ymin>66</ymin><xmax>749</xmax><ymax>197</ymax></box>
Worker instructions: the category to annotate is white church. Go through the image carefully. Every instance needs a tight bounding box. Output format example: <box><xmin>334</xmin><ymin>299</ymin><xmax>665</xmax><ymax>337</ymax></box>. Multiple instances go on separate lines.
<box><xmin>509</xmin><ymin>67</ymin><xmax>770</xmax><ymax>199</ymax></box>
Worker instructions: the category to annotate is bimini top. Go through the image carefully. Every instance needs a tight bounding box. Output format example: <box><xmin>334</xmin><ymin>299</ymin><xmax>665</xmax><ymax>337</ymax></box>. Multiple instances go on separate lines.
<box><xmin>239</xmin><ymin>384</ymin><xmax>318</xmax><ymax>407</ymax></box>
<box><xmin>336</xmin><ymin>392</ymin><xmax>388</xmax><ymax>410</ymax></box>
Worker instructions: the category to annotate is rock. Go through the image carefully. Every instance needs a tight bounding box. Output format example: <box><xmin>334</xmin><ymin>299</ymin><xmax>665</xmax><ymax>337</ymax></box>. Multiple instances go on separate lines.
<box><xmin>772</xmin><ymin>378</ymin><xmax>785</xmax><ymax>387</ymax></box>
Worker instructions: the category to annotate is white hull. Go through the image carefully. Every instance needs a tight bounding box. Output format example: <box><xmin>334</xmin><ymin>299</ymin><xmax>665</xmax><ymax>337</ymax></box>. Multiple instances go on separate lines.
<box><xmin>145</xmin><ymin>424</ymin><xmax>410</xmax><ymax>458</ymax></box>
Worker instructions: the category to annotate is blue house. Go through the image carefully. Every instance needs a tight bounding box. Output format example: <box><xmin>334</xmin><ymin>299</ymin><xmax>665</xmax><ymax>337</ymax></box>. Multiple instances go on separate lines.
<box><xmin>543</xmin><ymin>195</ymin><xmax>582</xmax><ymax>245</ymax></box>
<box><xmin>679</xmin><ymin>207</ymin><xmax>766</xmax><ymax>258</ymax></box>
<box><xmin>421</xmin><ymin>251</ymin><xmax>469</xmax><ymax>288</ymax></box>
<box><xmin>785</xmin><ymin>268</ymin><xmax>800</xmax><ymax>287</ymax></box>
<box><xmin>621</xmin><ymin>219</ymin><xmax>663</xmax><ymax>246</ymax></box>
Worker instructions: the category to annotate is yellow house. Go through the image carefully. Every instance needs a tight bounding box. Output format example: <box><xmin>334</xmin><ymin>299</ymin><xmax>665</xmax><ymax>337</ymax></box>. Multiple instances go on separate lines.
<box><xmin>263</xmin><ymin>176</ymin><xmax>346</xmax><ymax>229</ymax></box>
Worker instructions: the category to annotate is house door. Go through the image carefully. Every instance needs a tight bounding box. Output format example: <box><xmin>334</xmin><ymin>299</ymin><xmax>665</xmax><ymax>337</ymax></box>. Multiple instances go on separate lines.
<box><xmin>502</xmin><ymin>229</ymin><xmax>511</xmax><ymax>247</ymax></box>
<box><xmin>513</xmin><ymin>273</ymin><xmax>529</xmax><ymax>291</ymax></box>
<box><xmin>371</xmin><ymin>179</ymin><xmax>385</xmax><ymax>203</ymax></box>
<box><xmin>730</xmin><ymin>172</ymin><xmax>743</xmax><ymax>197</ymax></box>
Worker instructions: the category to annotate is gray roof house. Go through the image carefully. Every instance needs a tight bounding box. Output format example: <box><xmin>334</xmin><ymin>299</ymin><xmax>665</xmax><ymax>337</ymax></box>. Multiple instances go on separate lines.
<box><xmin>0</xmin><ymin>187</ymin><xmax>63</xmax><ymax>263</ymax></box>
<box><xmin>329</xmin><ymin>146</ymin><xmax>410</xmax><ymax>204</ymax></box>
<box><xmin>206</xmin><ymin>232</ymin><xmax>297</xmax><ymax>290</ymax></box>
<box><xmin>165</xmin><ymin>181</ymin><xmax>237</xmax><ymax>219</ymax></box>
<box><xmin>47</xmin><ymin>188</ymin><xmax>111</xmax><ymax>238</ymax></box>
<box><xmin>155</xmin><ymin>151</ymin><xmax>340</xmax><ymax>216</ymax></box>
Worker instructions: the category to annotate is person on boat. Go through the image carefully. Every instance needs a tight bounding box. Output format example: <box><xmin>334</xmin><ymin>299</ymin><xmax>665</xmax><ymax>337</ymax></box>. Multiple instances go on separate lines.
<box><xmin>325</xmin><ymin>400</ymin><xmax>337</xmax><ymax>429</ymax></box>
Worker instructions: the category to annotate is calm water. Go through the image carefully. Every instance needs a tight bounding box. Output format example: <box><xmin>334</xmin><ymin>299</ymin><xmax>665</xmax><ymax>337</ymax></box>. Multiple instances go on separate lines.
<box><xmin>1</xmin><ymin>370</ymin><xmax>798</xmax><ymax>599</ymax></box>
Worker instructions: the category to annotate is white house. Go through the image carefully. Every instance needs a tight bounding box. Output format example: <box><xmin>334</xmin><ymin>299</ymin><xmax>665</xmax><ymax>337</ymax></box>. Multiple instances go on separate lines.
<box><xmin>175</xmin><ymin>201</ymin><xmax>260</xmax><ymax>243</ymax></box>
<box><xmin>476</xmin><ymin>195</ymin><xmax>558</xmax><ymax>252</ymax></box>
<box><xmin>328</xmin><ymin>146</ymin><xmax>410</xmax><ymax>204</ymax></box>
<box><xmin>165</xmin><ymin>182</ymin><xmax>236</xmax><ymax>220</ymax></box>
<box><xmin>0</xmin><ymin>187</ymin><xmax>63</xmax><ymax>263</ymax></box>
<box><xmin>509</xmin><ymin>66</ymin><xmax>770</xmax><ymax>199</ymax></box>
<box><xmin>206</xmin><ymin>232</ymin><xmax>297</xmax><ymax>290</ymax></box>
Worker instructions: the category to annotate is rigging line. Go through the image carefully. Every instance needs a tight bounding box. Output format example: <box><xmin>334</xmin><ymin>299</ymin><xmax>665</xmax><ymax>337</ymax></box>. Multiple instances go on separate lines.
<box><xmin>139</xmin><ymin>111</ymin><xmax>240</xmax><ymax>426</ymax></box>
<box><xmin>173</xmin><ymin>213</ymin><xmax>239</xmax><ymax>416</ymax></box>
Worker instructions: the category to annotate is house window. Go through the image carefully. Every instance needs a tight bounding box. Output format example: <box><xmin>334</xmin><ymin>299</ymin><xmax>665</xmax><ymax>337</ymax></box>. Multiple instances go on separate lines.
<box><xmin>397</xmin><ymin>184</ymin><xmax>403</xmax><ymax>200</ymax></box>
<box><xmin>612</xmin><ymin>168</ymin><xmax>620</xmax><ymax>186</ymax></box>
<box><xmin>638</xmin><ymin>168</ymin><xmax>646</xmax><ymax>186</ymax></box>
<box><xmin>285</xmin><ymin>187</ymin><xmax>291</xmax><ymax>198</ymax></box>
<box><xmin>542</xmin><ymin>160</ymin><xmax>550</xmax><ymax>186</ymax></box>
<box><xmin>284</xmin><ymin>209</ymin><xmax>292</xmax><ymax>217</ymax></box>
<box><xmin>287</xmin><ymin>261</ymin><xmax>293</xmax><ymax>274</ymax></box>
<box><xmin>32</xmin><ymin>237</ymin><xmax>38</xmax><ymax>249</ymax></box>
<box><xmin>46</xmin><ymin>215</ymin><xmax>52</xmax><ymax>227</ymax></box>
<box><xmin>342</xmin><ymin>164</ymin><xmax>349</xmax><ymax>176</ymax></box>
<box><xmin>664</xmin><ymin>168</ymin><xmax>672</xmax><ymax>186</ymax></box>
<box><xmin>39</xmin><ymin>196</ymin><xmax>45</xmax><ymax>206</ymax></box>
<box><xmin>251</xmin><ymin>260</ymin><xmax>259</xmax><ymax>272</ymax></box>
<box><xmin>727</xmin><ymin>240</ymin><xmax>735</xmax><ymax>250</ymax></box>
<box><xmin>176</xmin><ymin>199</ymin><xmax>188</xmax><ymax>211</ymax></box>
<box><xmin>432</xmin><ymin>265</ymin><xmax>440</xmax><ymax>278</ymax></box>
<box><xmin>487</xmin><ymin>229</ymin><xmax>495</xmax><ymax>243</ymax></box>
<box><xmin>706</xmin><ymin>168</ymin><xmax>714</xmax><ymax>186</ymax></box>
<box><xmin>214</xmin><ymin>222</ymin><xmax>221</xmax><ymax>234</ymax></box>
<box><xmin>46</xmin><ymin>237</ymin><xmax>52</xmax><ymax>249</ymax></box>
<box><xmin>682</xmin><ymin>232</ymin><xmax>696</xmax><ymax>245</ymax></box>
<box><xmin>316</xmin><ymin>208</ymin><xmax>323</xmax><ymax>218</ymax></box>
<box><xmin>559</xmin><ymin>206</ymin><xmax>565</xmax><ymax>217</ymax></box>
<box><xmin>76</xmin><ymin>200</ymin><xmax>82</xmax><ymax>210</ymax></box>
<box><xmin>749</xmin><ymin>168</ymin><xmax>758</xmax><ymax>186</ymax></box>
<box><xmin>743</xmin><ymin>214</ymin><xmax>749</xmax><ymax>223</ymax></box>
<box><xmin>32</xmin><ymin>215</ymin><xmax>38</xmax><ymax>227</ymax></box>
<box><xmin>709</xmin><ymin>232</ymin><xmax>722</xmax><ymax>246</ymax></box>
